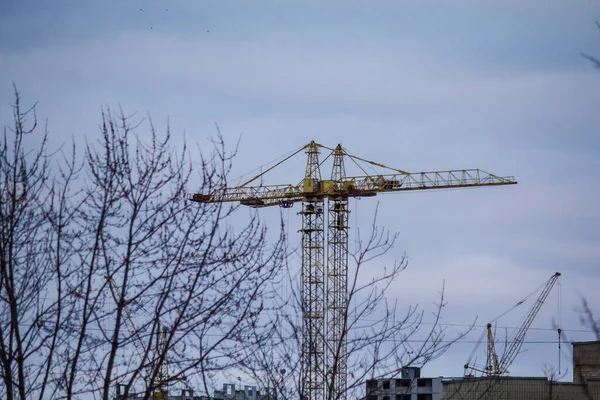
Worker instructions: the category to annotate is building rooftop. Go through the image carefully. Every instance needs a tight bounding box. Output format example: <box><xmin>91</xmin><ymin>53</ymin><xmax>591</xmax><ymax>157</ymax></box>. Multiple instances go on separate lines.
<box><xmin>442</xmin><ymin>376</ymin><xmax>548</xmax><ymax>383</ymax></box>
<box><xmin>572</xmin><ymin>340</ymin><xmax>600</xmax><ymax>345</ymax></box>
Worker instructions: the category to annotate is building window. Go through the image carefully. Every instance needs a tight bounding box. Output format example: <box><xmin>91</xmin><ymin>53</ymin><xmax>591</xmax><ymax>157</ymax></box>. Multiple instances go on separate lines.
<box><xmin>383</xmin><ymin>396</ymin><xmax>390</xmax><ymax>400</ymax></box>
<box><xmin>417</xmin><ymin>379</ymin><xmax>432</xmax><ymax>388</ymax></box>
<box><xmin>396</xmin><ymin>379</ymin><xmax>410</xmax><ymax>388</ymax></box>
<box><xmin>368</xmin><ymin>396</ymin><xmax>377</xmax><ymax>400</ymax></box>
<box><xmin>396</xmin><ymin>395</ymin><xmax>410</xmax><ymax>400</ymax></box>
<box><xmin>366</xmin><ymin>380</ymin><xmax>378</xmax><ymax>390</ymax></box>
<box><xmin>383</xmin><ymin>381</ymin><xmax>391</xmax><ymax>390</ymax></box>
<box><xmin>417</xmin><ymin>395</ymin><xmax>432</xmax><ymax>400</ymax></box>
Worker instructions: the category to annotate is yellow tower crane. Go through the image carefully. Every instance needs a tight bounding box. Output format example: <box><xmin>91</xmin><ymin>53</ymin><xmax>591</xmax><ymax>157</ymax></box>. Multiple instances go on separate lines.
<box><xmin>115</xmin><ymin>320</ymin><xmax>177</xmax><ymax>399</ymax></box>
<box><xmin>464</xmin><ymin>272</ymin><xmax>561</xmax><ymax>376</ymax></box>
<box><xmin>190</xmin><ymin>140</ymin><xmax>517</xmax><ymax>400</ymax></box>
<box><xmin>109</xmin><ymin>279</ymin><xmax>180</xmax><ymax>399</ymax></box>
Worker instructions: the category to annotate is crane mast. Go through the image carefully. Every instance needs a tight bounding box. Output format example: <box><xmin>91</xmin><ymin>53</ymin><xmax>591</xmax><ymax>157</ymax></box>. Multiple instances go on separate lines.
<box><xmin>485</xmin><ymin>323</ymin><xmax>500</xmax><ymax>376</ymax></box>
<box><xmin>190</xmin><ymin>140</ymin><xmax>517</xmax><ymax>400</ymax></box>
<box><xmin>153</xmin><ymin>326</ymin><xmax>170</xmax><ymax>400</ymax></box>
<box><xmin>300</xmin><ymin>142</ymin><xmax>326</xmax><ymax>400</ymax></box>
<box><xmin>326</xmin><ymin>145</ymin><xmax>349</xmax><ymax>400</ymax></box>
<box><xmin>109</xmin><ymin>278</ymin><xmax>174</xmax><ymax>399</ymax></box>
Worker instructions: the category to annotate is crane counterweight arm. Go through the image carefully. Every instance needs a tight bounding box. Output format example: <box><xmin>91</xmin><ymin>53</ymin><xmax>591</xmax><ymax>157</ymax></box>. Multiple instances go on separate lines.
<box><xmin>189</xmin><ymin>169</ymin><xmax>517</xmax><ymax>207</ymax></box>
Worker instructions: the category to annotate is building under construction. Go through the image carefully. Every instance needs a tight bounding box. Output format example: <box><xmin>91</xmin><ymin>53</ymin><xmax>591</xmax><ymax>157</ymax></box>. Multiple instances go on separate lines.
<box><xmin>444</xmin><ymin>341</ymin><xmax>600</xmax><ymax>400</ymax></box>
<box><xmin>115</xmin><ymin>382</ymin><xmax>275</xmax><ymax>400</ymax></box>
<box><xmin>365</xmin><ymin>367</ymin><xmax>443</xmax><ymax>400</ymax></box>
<box><xmin>213</xmin><ymin>383</ymin><xmax>275</xmax><ymax>400</ymax></box>
<box><xmin>115</xmin><ymin>387</ymin><xmax>206</xmax><ymax>400</ymax></box>
<box><xmin>365</xmin><ymin>341</ymin><xmax>600</xmax><ymax>400</ymax></box>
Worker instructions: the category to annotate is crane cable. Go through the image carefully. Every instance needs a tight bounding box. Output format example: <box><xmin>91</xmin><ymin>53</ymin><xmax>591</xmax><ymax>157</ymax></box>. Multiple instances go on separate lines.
<box><xmin>237</xmin><ymin>141</ymin><xmax>336</xmax><ymax>190</ymax></box>
<box><xmin>317</xmin><ymin>142</ymin><xmax>409</xmax><ymax>176</ymax></box>
<box><xmin>232</xmin><ymin>141</ymin><xmax>409</xmax><ymax>194</ymax></box>
<box><xmin>238</xmin><ymin>144</ymin><xmax>308</xmax><ymax>188</ymax></box>
<box><xmin>504</xmin><ymin>276</ymin><xmax>557</xmax><ymax>347</ymax></box>
<box><xmin>341</xmin><ymin>146</ymin><xmax>372</xmax><ymax>177</ymax></box>
<box><xmin>228</xmin><ymin>144</ymin><xmax>305</xmax><ymax>186</ymax></box>
<box><xmin>341</xmin><ymin>148</ymin><xmax>411</xmax><ymax>175</ymax></box>
<box><xmin>465</xmin><ymin>325</ymin><xmax>488</xmax><ymax>370</ymax></box>
<box><xmin>491</xmin><ymin>277</ymin><xmax>551</xmax><ymax>326</ymax></box>
<box><xmin>558</xmin><ymin>276</ymin><xmax>562</xmax><ymax>374</ymax></box>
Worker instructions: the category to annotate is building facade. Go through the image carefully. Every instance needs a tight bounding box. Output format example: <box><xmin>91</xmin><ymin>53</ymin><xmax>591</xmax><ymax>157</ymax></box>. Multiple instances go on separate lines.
<box><xmin>442</xmin><ymin>340</ymin><xmax>600</xmax><ymax>399</ymax></box>
<box><xmin>442</xmin><ymin>376</ymin><xmax>600</xmax><ymax>399</ymax></box>
<box><xmin>365</xmin><ymin>367</ymin><xmax>443</xmax><ymax>400</ymax></box>
<box><xmin>364</xmin><ymin>341</ymin><xmax>600</xmax><ymax>400</ymax></box>
<box><xmin>213</xmin><ymin>383</ymin><xmax>275</xmax><ymax>400</ymax></box>
<box><xmin>574</xmin><ymin>340</ymin><xmax>600</xmax><ymax>384</ymax></box>
<box><xmin>115</xmin><ymin>386</ymin><xmax>209</xmax><ymax>400</ymax></box>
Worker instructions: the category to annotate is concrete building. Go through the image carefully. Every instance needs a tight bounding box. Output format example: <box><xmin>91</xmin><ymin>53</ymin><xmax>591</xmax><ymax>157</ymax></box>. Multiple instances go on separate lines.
<box><xmin>213</xmin><ymin>383</ymin><xmax>275</xmax><ymax>400</ymax></box>
<box><xmin>442</xmin><ymin>340</ymin><xmax>600</xmax><ymax>399</ymax></box>
<box><xmin>443</xmin><ymin>376</ymin><xmax>600</xmax><ymax>399</ymax></box>
<box><xmin>168</xmin><ymin>389</ymin><xmax>210</xmax><ymax>400</ymax></box>
<box><xmin>115</xmin><ymin>386</ymin><xmax>209</xmax><ymax>400</ymax></box>
<box><xmin>115</xmin><ymin>382</ymin><xmax>274</xmax><ymax>400</ymax></box>
<box><xmin>365</xmin><ymin>341</ymin><xmax>600</xmax><ymax>399</ymax></box>
<box><xmin>574</xmin><ymin>340</ymin><xmax>600</xmax><ymax>383</ymax></box>
<box><xmin>365</xmin><ymin>367</ymin><xmax>443</xmax><ymax>400</ymax></box>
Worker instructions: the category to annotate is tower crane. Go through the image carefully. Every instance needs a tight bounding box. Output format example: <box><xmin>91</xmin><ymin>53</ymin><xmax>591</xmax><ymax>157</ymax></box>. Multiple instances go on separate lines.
<box><xmin>109</xmin><ymin>277</ymin><xmax>180</xmax><ymax>399</ymax></box>
<box><xmin>464</xmin><ymin>272</ymin><xmax>561</xmax><ymax>376</ymax></box>
<box><xmin>115</xmin><ymin>317</ymin><xmax>177</xmax><ymax>399</ymax></box>
<box><xmin>190</xmin><ymin>140</ymin><xmax>517</xmax><ymax>400</ymax></box>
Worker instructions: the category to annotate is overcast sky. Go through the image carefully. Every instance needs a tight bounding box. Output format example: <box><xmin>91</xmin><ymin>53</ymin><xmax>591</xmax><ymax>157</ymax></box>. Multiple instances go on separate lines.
<box><xmin>2</xmin><ymin>0</ymin><xmax>600</xmax><ymax>388</ymax></box>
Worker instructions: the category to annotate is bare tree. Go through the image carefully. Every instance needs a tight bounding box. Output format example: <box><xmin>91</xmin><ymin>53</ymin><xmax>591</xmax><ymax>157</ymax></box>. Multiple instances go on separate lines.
<box><xmin>62</xmin><ymin>110</ymin><xmax>287</xmax><ymax>400</ymax></box>
<box><xmin>582</xmin><ymin>21</ymin><xmax>600</xmax><ymax>68</ymax></box>
<box><xmin>541</xmin><ymin>363</ymin><xmax>569</xmax><ymax>400</ymax></box>
<box><xmin>0</xmin><ymin>85</ymin><xmax>83</xmax><ymax>400</ymax></box>
<box><xmin>239</xmin><ymin>210</ymin><xmax>471</xmax><ymax>400</ymax></box>
<box><xmin>0</xmin><ymin>89</ymin><xmax>287</xmax><ymax>400</ymax></box>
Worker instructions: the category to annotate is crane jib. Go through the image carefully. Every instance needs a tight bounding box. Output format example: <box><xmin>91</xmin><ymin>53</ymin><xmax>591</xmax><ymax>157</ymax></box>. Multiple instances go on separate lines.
<box><xmin>190</xmin><ymin>173</ymin><xmax>517</xmax><ymax>206</ymax></box>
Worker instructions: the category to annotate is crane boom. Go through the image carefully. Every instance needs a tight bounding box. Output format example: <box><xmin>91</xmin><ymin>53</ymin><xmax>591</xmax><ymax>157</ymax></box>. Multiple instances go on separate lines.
<box><xmin>465</xmin><ymin>272</ymin><xmax>561</xmax><ymax>376</ymax></box>
<box><xmin>496</xmin><ymin>272</ymin><xmax>561</xmax><ymax>375</ymax></box>
<box><xmin>190</xmin><ymin>169</ymin><xmax>516</xmax><ymax>206</ymax></box>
